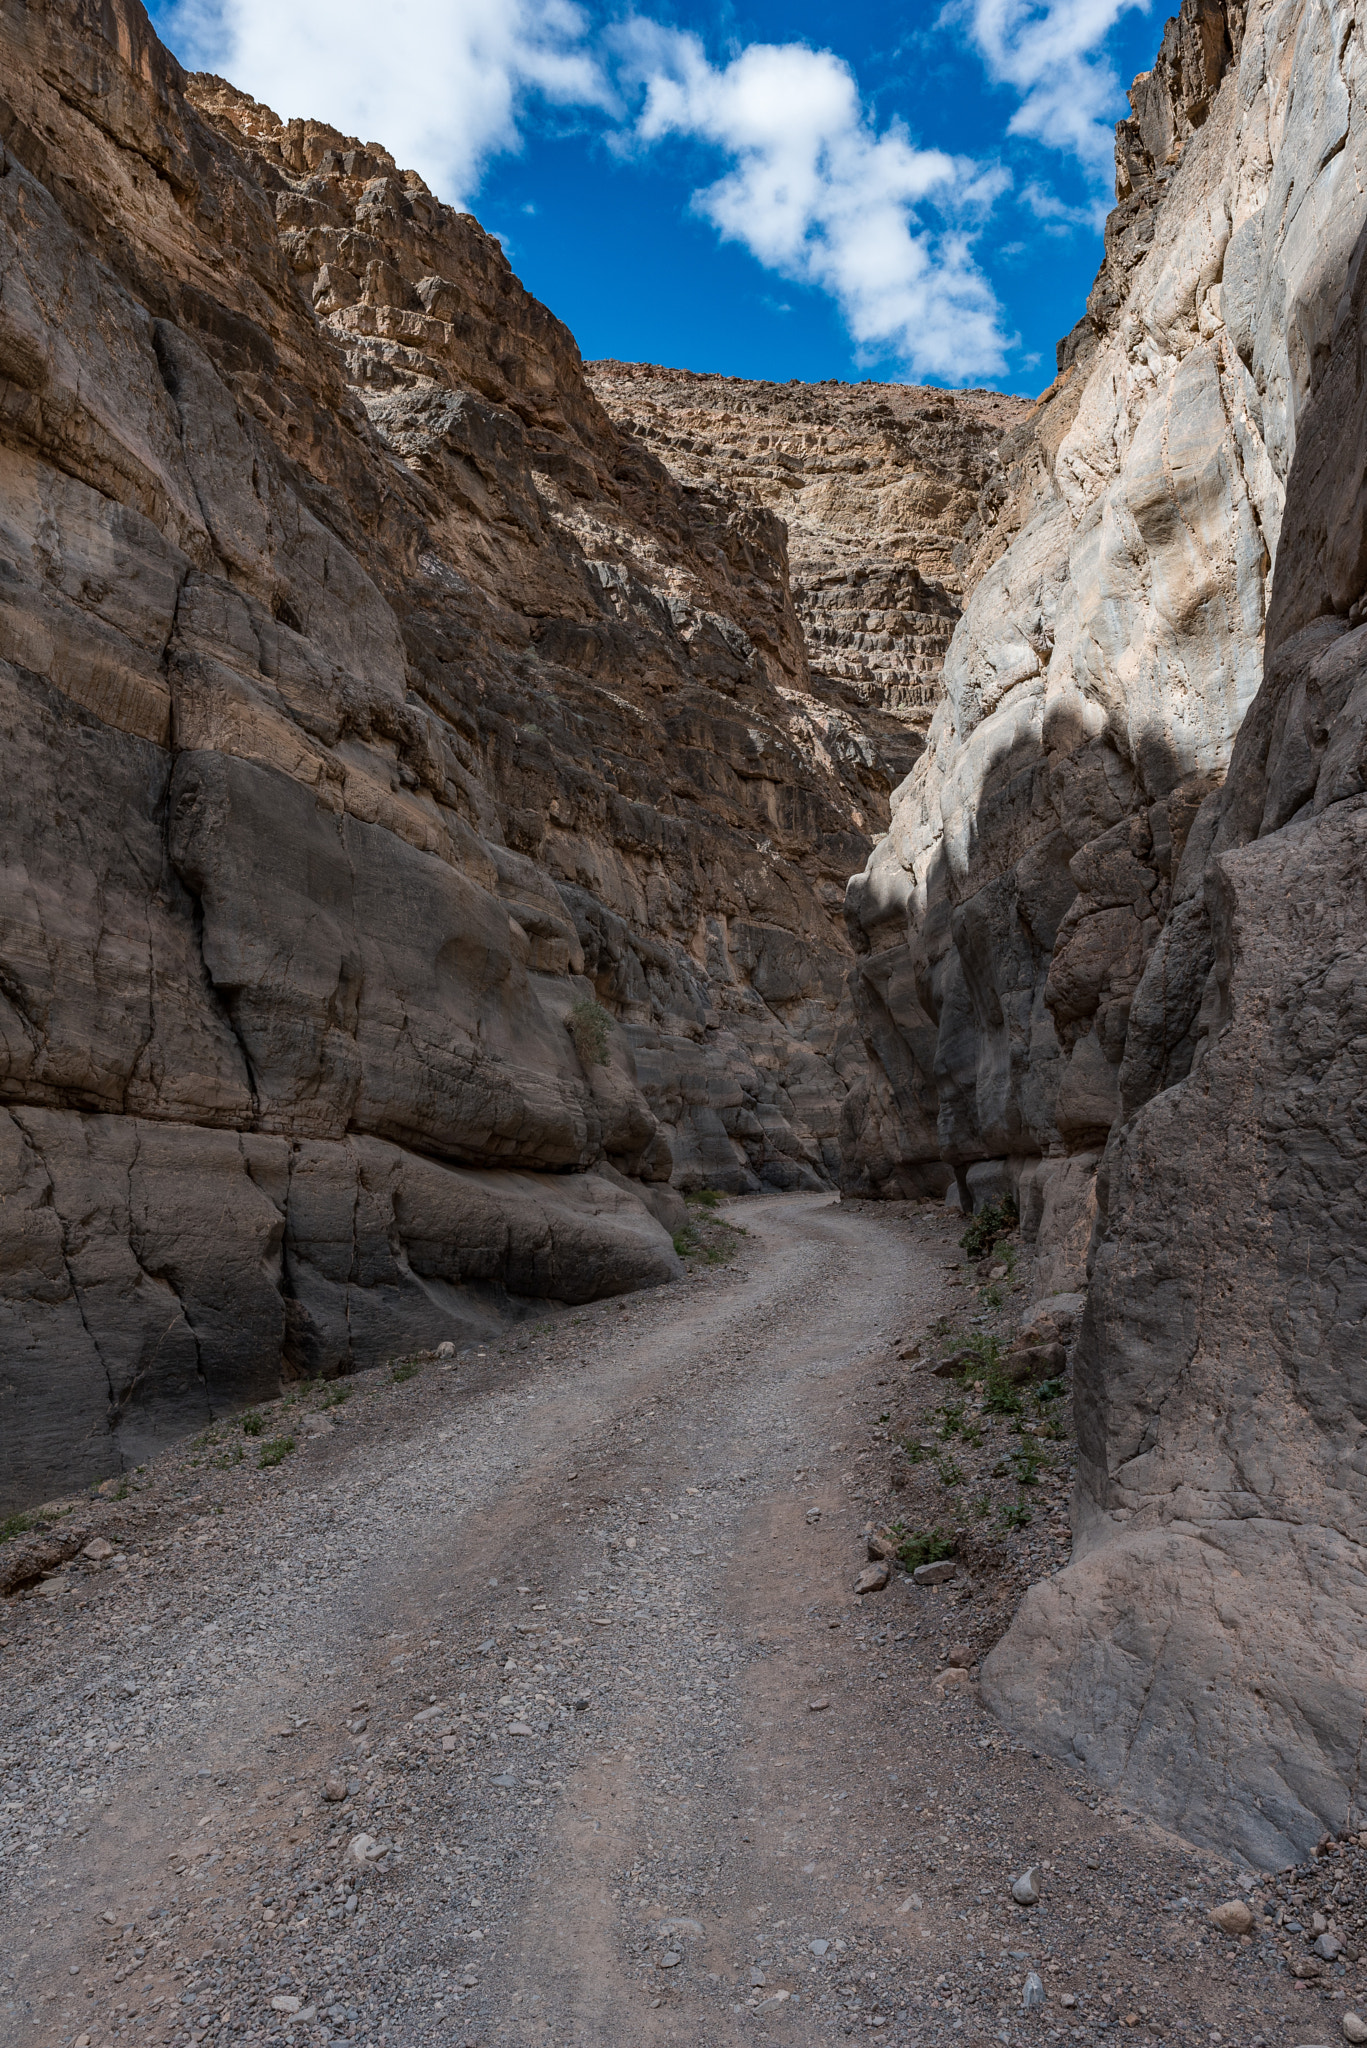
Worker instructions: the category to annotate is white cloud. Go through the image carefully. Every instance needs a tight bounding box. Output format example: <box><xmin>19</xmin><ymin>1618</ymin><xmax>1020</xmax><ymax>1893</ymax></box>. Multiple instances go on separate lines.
<box><xmin>616</xmin><ymin>26</ymin><xmax>1012</xmax><ymax>382</ymax></box>
<box><xmin>957</xmin><ymin>0</ymin><xmax>1149</xmax><ymax>176</ymax></box>
<box><xmin>161</xmin><ymin>0</ymin><xmax>611</xmax><ymax>206</ymax></box>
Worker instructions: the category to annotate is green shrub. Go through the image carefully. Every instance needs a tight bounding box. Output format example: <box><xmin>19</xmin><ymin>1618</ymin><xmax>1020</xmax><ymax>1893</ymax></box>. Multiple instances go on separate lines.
<box><xmin>1009</xmin><ymin>1446</ymin><xmax>1044</xmax><ymax>1487</ymax></box>
<box><xmin>1001</xmin><ymin>1502</ymin><xmax>1033</xmax><ymax>1529</ymax></box>
<box><xmin>241</xmin><ymin>1410</ymin><xmax>265</xmax><ymax>1438</ymax></box>
<box><xmin>566</xmin><ymin>996</ymin><xmax>612</xmax><ymax>1067</ymax></box>
<box><xmin>936</xmin><ymin>1455</ymin><xmax>964</xmax><ymax>1488</ymax></box>
<box><xmin>258</xmin><ymin>1436</ymin><xmax>295</xmax><ymax>1468</ymax></box>
<box><xmin>901</xmin><ymin>1440</ymin><xmax>926</xmax><ymax>1464</ymax></box>
<box><xmin>391</xmin><ymin>1360</ymin><xmax>420</xmax><ymax>1384</ymax></box>
<box><xmin>0</xmin><ymin>1510</ymin><xmax>35</xmax><ymax>1544</ymax></box>
<box><xmin>687</xmin><ymin>1188</ymin><xmax>724</xmax><ymax>1210</ymax></box>
<box><xmin>1034</xmin><ymin>1377</ymin><xmax>1066</xmax><ymax>1405</ymax></box>
<box><xmin>672</xmin><ymin>1225</ymin><xmax>698</xmax><ymax>1257</ymax></box>
<box><xmin>960</xmin><ymin>1197</ymin><xmax>1019</xmax><ymax>1261</ymax></box>
<box><xmin>321</xmin><ymin>1383</ymin><xmax>352</xmax><ymax>1408</ymax></box>
<box><xmin>896</xmin><ymin>1528</ymin><xmax>956</xmax><ymax>1572</ymax></box>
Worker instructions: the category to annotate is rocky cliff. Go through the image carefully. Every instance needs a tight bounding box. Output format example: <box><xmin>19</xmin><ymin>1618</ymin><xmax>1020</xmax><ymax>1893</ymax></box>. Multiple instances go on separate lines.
<box><xmin>589</xmin><ymin>364</ymin><xmax>1030</xmax><ymax>764</ymax></box>
<box><xmin>0</xmin><ymin>0</ymin><xmax>1029</xmax><ymax>1508</ymax></box>
<box><xmin>840</xmin><ymin>0</ymin><xmax>1367</xmax><ymax>1861</ymax></box>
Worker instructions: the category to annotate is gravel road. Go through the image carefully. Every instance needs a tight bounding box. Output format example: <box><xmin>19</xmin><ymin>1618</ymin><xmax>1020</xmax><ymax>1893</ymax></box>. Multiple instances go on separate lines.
<box><xmin>0</xmin><ymin>1194</ymin><xmax>1353</xmax><ymax>2048</ymax></box>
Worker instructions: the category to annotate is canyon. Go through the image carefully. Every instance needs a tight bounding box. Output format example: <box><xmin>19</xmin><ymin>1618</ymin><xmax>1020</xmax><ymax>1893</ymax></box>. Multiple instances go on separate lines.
<box><xmin>1</xmin><ymin>0</ymin><xmax>1366</xmax><ymax>1877</ymax></box>
<box><xmin>0</xmin><ymin>0</ymin><xmax>1017</xmax><ymax>1506</ymax></box>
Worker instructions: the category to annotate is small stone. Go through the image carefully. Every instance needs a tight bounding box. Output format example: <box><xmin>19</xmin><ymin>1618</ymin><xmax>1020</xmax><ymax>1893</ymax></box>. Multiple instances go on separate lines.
<box><xmin>809</xmin><ymin>1696</ymin><xmax>831</xmax><ymax>1712</ymax></box>
<box><xmin>947</xmin><ymin>1644</ymin><xmax>973</xmax><ymax>1668</ymax></box>
<box><xmin>572</xmin><ymin>1693</ymin><xmax>591</xmax><ymax>1712</ymax></box>
<box><xmin>749</xmin><ymin>1967</ymin><xmax>767</xmax><ymax>1987</ymax></box>
<box><xmin>1060</xmin><ymin>1993</ymin><xmax>1077</xmax><ymax>2009</ymax></box>
<box><xmin>1011</xmin><ymin>1868</ymin><xmax>1040</xmax><ymax>1906</ymax></box>
<box><xmin>810</xmin><ymin>1940</ymin><xmax>831</xmax><ymax>1956</ymax></box>
<box><xmin>346</xmin><ymin>1716</ymin><xmax>368</xmax><ymax>1735</ymax></box>
<box><xmin>806</xmin><ymin>1508</ymin><xmax>821</xmax><ymax>1524</ymax></box>
<box><xmin>1209</xmin><ymin>1900</ymin><xmax>1254</xmax><ymax>1936</ymax></box>
<box><xmin>1313</xmin><ymin>1932</ymin><xmax>1346</xmax><ymax>1960</ymax></box>
<box><xmin>1021</xmin><ymin>1972</ymin><xmax>1044</xmax><ymax>2011</ymax></box>
<box><xmin>491</xmin><ymin>1772</ymin><xmax>517</xmax><ymax>1788</ymax></box>
<box><xmin>866</xmin><ymin>1532</ymin><xmax>899</xmax><ymax>1561</ymax></box>
<box><xmin>507</xmin><ymin>1721</ymin><xmax>533</xmax><ymax>1737</ymax></box>
<box><xmin>1342</xmin><ymin>2013</ymin><xmax>1367</xmax><ymax>2043</ymax></box>
<box><xmin>1314</xmin><ymin>1912</ymin><xmax>1329</xmax><ymax>1934</ymax></box>
<box><xmin>913</xmin><ymin>1560</ymin><xmax>957</xmax><ymax>1586</ymax></box>
<box><xmin>656</xmin><ymin>1918</ymin><xmax>704</xmax><ymax>1939</ymax></box>
<box><xmin>658</xmin><ymin>1950</ymin><xmax>682</xmax><ymax>1968</ymax></box>
<box><xmin>322</xmin><ymin>1776</ymin><xmax>346</xmax><ymax>1802</ymax></box>
<box><xmin>271</xmin><ymin>1996</ymin><xmax>302</xmax><ymax>2014</ymax></box>
<box><xmin>348</xmin><ymin>1832</ymin><xmax>378</xmax><ymax>1864</ymax></box>
<box><xmin>854</xmin><ymin>1559</ymin><xmax>891</xmax><ymax>1596</ymax></box>
<box><xmin>933</xmin><ymin>1666</ymin><xmax>971</xmax><ymax>1695</ymax></box>
<box><xmin>82</xmin><ymin>1538</ymin><xmax>114</xmax><ymax>1561</ymax></box>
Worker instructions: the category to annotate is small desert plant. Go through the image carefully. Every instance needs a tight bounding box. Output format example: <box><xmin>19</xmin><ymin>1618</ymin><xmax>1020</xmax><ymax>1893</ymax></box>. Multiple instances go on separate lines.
<box><xmin>672</xmin><ymin>1225</ymin><xmax>698</xmax><ymax>1257</ymax></box>
<box><xmin>241</xmin><ymin>1410</ymin><xmax>265</xmax><ymax>1437</ymax></box>
<box><xmin>1001</xmin><ymin>1501</ymin><xmax>1033</xmax><ymax>1529</ymax></box>
<box><xmin>896</xmin><ymin>1528</ymin><xmax>956</xmax><ymax>1572</ymax></box>
<box><xmin>391</xmin><ymin>1360</ymin><xmax>420</xmax><ymax>1384</ymax></box>
<box><xmin>566</xmin><ymin>996</ymin><xmax>612</xmax><ymax>1067</ymax></box>
<box><xmin>321</xmin><ymin>1383</ymin><xmax>352</xmax><ymax>1408</ymax></box>
<box><xmin>258</xmin><ymin>1436</ymin><xmax>295</xmax><ymax>1468</ymax></box>
<box><xmin>0</xmin><ymin>1510</ymin><xmax>35</xmax><ymax>1543</ymax></box>
<box><xmin>960</xmin><ymin>1197</ymin><xmax>1019</xmax><ymax>1262</ymax></box>
<box><xmin>936</xmin><ymin>1455</ymin><xmax>964</xmax><ymax>1488</ymax></box>
<box><xmin>687</xmin><ymin>1188</ymin><xmax>724</xmax><ymax>1210</ymax></box>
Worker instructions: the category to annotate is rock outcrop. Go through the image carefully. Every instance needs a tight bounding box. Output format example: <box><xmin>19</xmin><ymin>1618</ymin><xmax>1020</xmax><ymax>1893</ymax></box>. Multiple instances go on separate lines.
<box><xmin>589</xmin><ymin>364</ymin><xmax>1030</xmax><ymax>761</ymax></box>
<box><xmin>0</xmin><ymin>0</ymin><xmax>1025</xmax><ymax>1506</ymax></box>
<box><xmin>836</xmin><ymin>0</ymin><xmax>1367</xmax><ymax>1862</ymax></box>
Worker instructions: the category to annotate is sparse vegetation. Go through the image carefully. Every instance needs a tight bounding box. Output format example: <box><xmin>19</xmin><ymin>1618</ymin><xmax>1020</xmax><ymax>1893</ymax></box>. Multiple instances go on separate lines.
<box><xmin>1001</xmin><ymin>1501</ymin><xmax>1034</xmax><ymax>1529</ymax></box>
<box><xmin>960</xmin><ymin>1196</ymin><xmax>1019</xmax><ymax>1262</ymax></box>
<box><xmin>321</xmin><ymin>1383</ymin><xmax>352</xmax><ymax>1408</ymax></box>
<box><xmin>258</xmin><ymin>1436</ymin><xmax>295</xmax><ymax>1468</ymax></box>
<box><xmin>241</xmin><ymin>1410</ymin><xmax>265</xmax><ymax>1437</ymax></box>
<box><xmin>0</xmin><ymin>1510</ymin><xmax>35</xmax><ymax>1544</ymax></box>
<box><xmin>391</xmin><ymin>1360</ymin><xmax>421</xmax><ymax>1384</ymax></box>
<box><xmin>686</xmin><ymin>1187</ymin><xmax>724</xmax><ymax>1210</ymax></box>
<box><xmin>936</xmin><ymin>1454</ymin><xmax>964</xmax><ymax>1488</ymax></box>
<box><xmin>566</xmin><ymin>995</ymin><xmax>612</xmax><ymax>1066</ymax></box>
<box><xmin>894</xmin><ymin>1527</ymin><xmax>956</xmax><ymax>1572</ymax></box>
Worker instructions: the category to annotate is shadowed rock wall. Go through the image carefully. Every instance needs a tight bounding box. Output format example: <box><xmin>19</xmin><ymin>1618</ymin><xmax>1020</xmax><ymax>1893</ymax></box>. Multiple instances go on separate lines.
<box><xmin>832</xmin><ymin>0</ymin><xmax>1367</xmax><ymax>1863</ymax></box>
<box><xmin>0</xmin><ymin>0</ymin><xmax>1019</xmax><ymax>1506</ymax></box>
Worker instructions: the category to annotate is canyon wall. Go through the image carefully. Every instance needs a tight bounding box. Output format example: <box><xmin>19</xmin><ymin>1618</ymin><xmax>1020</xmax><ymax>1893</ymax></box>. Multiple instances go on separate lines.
<box><xmin>835</xmin><ymin>0</ymin><xmax>1367</xmax><ymax>1861</ymax></box>
<box><xmin>587</xmin><ymin>365</ymin><xmax>1030</xmax><ymax>760</ymax></box>
<box><xmin>0</xmin><ymin>0</ymin><xmax>1028</xmax><ymax>1507</ymax></box>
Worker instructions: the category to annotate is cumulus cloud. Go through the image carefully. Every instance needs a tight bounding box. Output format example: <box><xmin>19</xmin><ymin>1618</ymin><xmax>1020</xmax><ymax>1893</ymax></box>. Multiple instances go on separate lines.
<box><xmin>162</xmin><ymin>0</ymin><xmax>611</xmax><ymax>206</ymax></box>
<box><xmin>958</xmin><ymin>0</ymin><xmax>1149</xmax><ymax>176</ymax></box>
<box><xmin>162</xmin><ymin>0</ymin><xmax>1018</xmax><ymax>379</ymax></box>
<box><xmin>616</xmin><ymin>26</ymin><xmax>1012</xmax><ymax>382</ymax></box>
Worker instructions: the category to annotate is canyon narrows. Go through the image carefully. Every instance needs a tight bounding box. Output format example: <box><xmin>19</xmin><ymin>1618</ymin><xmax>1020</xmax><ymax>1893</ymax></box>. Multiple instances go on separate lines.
<box><xmin>2</xmin><ymin>0</ymin><xmax>1367</xmax><ymax>1930</ymax></box>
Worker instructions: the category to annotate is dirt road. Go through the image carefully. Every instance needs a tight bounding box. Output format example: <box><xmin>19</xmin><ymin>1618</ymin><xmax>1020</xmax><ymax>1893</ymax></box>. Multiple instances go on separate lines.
<box><xmin>0</xmin><ymin>1195</ymin><xmax>1343</xmax><ymax>2048</ymax></box>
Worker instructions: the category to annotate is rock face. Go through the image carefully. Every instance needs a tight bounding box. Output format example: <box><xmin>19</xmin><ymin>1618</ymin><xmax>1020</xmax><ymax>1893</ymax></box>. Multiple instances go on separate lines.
<box><xmin>837</xmin><ymin>0</ymin><xmax>1367</xmax><ymax>1861</ymax></box>
<box><xmin>589</xmin><ymin>364</ymin><xmax>1030</xmax><ymax>767</ymax></box>
<box><xmin>0</xmin><ymin>0</ymin><xmax>1015</xmax><ymax>1506</ymax></box>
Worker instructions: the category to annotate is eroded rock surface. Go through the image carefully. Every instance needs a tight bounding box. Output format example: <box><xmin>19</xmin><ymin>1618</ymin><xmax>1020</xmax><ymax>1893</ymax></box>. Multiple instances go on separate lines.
<box><xmin>0</xmin><ymin>0</ymin><xmax>1014</xmax><ymax>1505</ymax></box>
<box><xmin>589</xmin><ymin>364</ymin><xmax>1030</xmax><ymax>758</ymax></box>
<box><xmin>833</xmin><ymin>0</ymin><xmax>1367</xmax><ymax>1861</ymax></box>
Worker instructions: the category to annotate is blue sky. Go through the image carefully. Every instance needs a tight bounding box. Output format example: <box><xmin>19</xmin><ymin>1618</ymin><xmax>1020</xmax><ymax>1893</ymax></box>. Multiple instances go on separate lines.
<box><xmin>151</xmin><ymin>0</ymin><xmax>1166</xmax><ymax>395</ymax></box>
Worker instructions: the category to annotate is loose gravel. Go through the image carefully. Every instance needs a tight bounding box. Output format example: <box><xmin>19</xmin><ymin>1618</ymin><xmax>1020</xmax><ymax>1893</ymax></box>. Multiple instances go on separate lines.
<box><xmin>0</xmin><ymin>1193</ymin><xmax>1357</xmax><ymax>2048</ymax></box>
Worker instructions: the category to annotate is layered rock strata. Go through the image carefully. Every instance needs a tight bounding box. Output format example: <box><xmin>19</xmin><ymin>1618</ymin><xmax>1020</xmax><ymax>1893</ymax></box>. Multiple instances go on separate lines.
<box><xmin>588</xmin><ymin>364</ymin><xmax>1030</xmax><ymax>768</ymax></box>
<box><xmin>838</xmin><ymin>0</ymin><xmax>1367</xmax><ymax>1861</ymax></box>
<box><xmin>0</xmin><ymin>0</ymin><xmax>1016</xmax><ymax>1505</ymax></box>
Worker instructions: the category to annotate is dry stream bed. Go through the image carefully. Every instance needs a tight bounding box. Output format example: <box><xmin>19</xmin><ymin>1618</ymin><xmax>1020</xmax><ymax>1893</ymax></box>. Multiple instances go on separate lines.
<box><xmin>0</xmin><ymin>1194</ymin><xmax>1357</xmax><ymax>2048</ymax></box>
